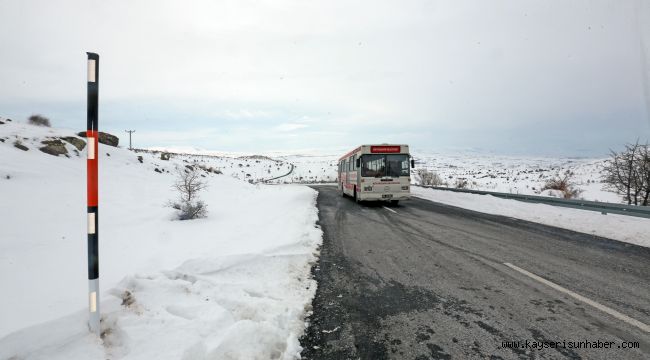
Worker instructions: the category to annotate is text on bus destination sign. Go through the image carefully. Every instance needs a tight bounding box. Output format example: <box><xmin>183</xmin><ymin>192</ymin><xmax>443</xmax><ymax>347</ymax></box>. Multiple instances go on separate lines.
<box><xmin>370</xmin><ymin>146</ymin><xmax>401</xmax><ymax>153</ymax></box>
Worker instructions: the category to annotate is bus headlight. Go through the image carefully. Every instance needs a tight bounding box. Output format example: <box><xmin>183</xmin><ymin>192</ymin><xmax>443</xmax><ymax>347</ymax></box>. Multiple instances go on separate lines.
<box><xmin>364</xmin><ymin>186</ymin><xmax>373</xmax><ymax>192</ymax></box>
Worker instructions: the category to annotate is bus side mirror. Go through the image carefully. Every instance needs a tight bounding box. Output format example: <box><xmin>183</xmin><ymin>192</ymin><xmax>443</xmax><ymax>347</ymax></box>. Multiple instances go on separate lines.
<box><xmin>356</xmin><ymin>158</ymin><xmax>361</xmax><ymax>168</ymax></box>
<box><xmin>411</xmin><ymin>159</ymin><xmax>415</xmax><ymax>168</ymax></box>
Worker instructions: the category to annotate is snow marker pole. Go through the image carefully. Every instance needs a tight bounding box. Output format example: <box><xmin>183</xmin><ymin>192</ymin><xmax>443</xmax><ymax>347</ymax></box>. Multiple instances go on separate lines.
<box><xmin>86</xmin><ymin>52</ymin><xmax>100</xmax><ymax>336</ymax></box>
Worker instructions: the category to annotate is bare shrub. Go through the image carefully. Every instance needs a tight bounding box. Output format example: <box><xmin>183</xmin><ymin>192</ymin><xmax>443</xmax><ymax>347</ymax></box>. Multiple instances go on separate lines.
<box><xmin>416</xmin><ymin>169</ymin><xmax>443</xmax><ymax>186</ymax></box>
<box><xmin>455</xmin><ymin>178</ymin><xmax>468</xmax><ymax>189</ymax></box>
<box><xmin>169</xmin><ymin>168</ymin><xmax>208</xmax><ymax>220</ymax></box>
<box><xmin>542</xmin><ymin>171</ymin><xmax>583</xmax><ymax>199</ymax></box>
<box><xmin>603</xmin><ymin>142</ymin><xmax>650</xmax><ymax>205</ymax></box>
<box><xmin>28</xmin><ymin>114</ymin><xmax>51</xmax><ymax>127</ymax></box>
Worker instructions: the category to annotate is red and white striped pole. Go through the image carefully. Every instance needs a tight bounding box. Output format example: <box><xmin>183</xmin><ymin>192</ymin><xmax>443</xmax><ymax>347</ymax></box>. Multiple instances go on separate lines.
<box><xmin>86</xmin><ymin>52</ymin><xmax>100</xmax><ymax>336</ymax></box>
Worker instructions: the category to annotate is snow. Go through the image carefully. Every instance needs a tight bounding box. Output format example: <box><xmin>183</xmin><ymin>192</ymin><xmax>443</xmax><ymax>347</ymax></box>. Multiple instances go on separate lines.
<box><xmin>412</xmin><ymin>151</ymin><xmax>621</xmax><ymax>203</ymax></box>
<box><xmin>144</xmin><ymin>147</ymin><xmax>623</xmax><ymax>205</ymax></box>
<box><xmin>412</xmin><ymin>187</ymin><xmax>650</xmax><ymax>248</ymax></box>
<box><xmin>2</xmin><ymin>117</ymin><xmax>647</xmax><ymax>358</ymax></box>
<box><xmin>0</xmin><ymin>119</ymin><xmax>322</xmax><ymax>359</ymax></box>
<box><xmin>174</xmin><ymin>146</ymin><xmax>625</xmax><ymax>206</ymax></box>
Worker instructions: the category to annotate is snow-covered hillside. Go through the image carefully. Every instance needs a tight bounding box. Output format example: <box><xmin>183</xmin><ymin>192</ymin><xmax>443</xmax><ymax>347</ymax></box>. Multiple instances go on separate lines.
<box><xmin>148</xmin><ymin>146</ymin><xmax>341</xmax><ymax>184</ymax></box>
<box><xmin>271</xmin><ymin>155</ymin><xmax>338</xmax><ymax>184</ymax></box>
<box><xmin>0</xmin><ymin>119</ymin><xmax>322</xmax><ymax>359</ymax></box>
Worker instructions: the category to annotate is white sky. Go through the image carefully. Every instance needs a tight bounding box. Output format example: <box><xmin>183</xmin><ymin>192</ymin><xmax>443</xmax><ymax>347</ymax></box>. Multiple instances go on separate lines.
<box><xmin>1</xmin><ymin>0</ymin><xmax>649</xmax><ymax>155</ymax></box>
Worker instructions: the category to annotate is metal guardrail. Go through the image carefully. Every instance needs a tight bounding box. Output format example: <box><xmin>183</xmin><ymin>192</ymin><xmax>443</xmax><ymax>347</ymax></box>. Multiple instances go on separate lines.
<box><xmin>416</xmin><ymin>185</ymin><xmax>650</xmax><ymax>219</ymax></box>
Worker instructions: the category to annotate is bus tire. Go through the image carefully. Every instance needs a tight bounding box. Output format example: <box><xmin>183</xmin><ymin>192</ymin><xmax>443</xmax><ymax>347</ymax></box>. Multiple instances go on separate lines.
<box><xmin>340</xmin><ymin>184</ymin><xmax>345</xmax><ymax>197</ymax></box>
<box><xmin>390</xmin><ymin>200</ymin><xmax>399</xmax><ymax>206</ymax></box>
<box><xmin>353</xmin><ymin>186</ymin><xmax>358</xmax><ymax>202</ymax></box>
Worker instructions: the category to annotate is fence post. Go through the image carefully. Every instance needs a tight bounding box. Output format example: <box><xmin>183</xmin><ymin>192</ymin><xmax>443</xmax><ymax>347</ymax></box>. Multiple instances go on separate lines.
<box><xmin>86</xmin><ymin>52</ymin><xmax>100</xmax><ymax>336</ymax></box>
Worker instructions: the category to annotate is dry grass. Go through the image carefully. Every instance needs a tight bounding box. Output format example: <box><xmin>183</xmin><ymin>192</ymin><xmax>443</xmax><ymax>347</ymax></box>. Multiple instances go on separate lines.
<box><xmin>542</xmin><ymin>172</ymin><xmax>583</xmax><ymax>199</ymax></box>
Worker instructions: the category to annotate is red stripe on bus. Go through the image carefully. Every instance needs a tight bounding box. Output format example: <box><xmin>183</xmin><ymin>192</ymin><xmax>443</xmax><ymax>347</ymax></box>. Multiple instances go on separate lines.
<box><xmin>338</xmin><ymin>146</ymin><xmax>361</xmax><ymax>161</ymax></box>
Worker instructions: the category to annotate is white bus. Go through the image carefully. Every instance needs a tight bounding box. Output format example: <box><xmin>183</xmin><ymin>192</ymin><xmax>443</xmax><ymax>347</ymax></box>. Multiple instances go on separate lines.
<box><xmin>338</xmin><ymin>144</ymin><xmax>414</xmax><ymax>204</ymax></box>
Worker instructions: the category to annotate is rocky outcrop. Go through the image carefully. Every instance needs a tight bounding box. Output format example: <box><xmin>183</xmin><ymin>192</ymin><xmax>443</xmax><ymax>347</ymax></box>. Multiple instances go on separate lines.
<box><xmin>99</xmin><ymin>132</ymin><xmax>119</xmax><ymax>147</ymax></box>
<box><xmin>76</xmin><ymin>131</ymin><xmax>119</xmax><ymax>147</ymax></box>
<box><xmin>39</xmin><ymin>139</ymin><xmax>68</xmax><ymax>156</ymax></box>
<box><xmin>61</xmin><ymin>136</ymin><xmax>86</xmax><ymax>151</ymax></box>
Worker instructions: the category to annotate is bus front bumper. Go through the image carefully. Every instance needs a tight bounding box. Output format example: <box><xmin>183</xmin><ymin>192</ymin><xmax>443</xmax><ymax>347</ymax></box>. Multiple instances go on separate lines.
<box><xmin>357</xmin><ymin>192</ymin><xmax>411</xmax><ymax>201</ymax></box>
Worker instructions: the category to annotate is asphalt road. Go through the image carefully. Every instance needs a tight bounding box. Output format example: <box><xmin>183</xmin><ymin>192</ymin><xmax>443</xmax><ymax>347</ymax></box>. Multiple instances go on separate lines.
<box><xmin>300</xmin><ymin>186</ymin><xmax>650</xmax><ymax>360</ymax></box>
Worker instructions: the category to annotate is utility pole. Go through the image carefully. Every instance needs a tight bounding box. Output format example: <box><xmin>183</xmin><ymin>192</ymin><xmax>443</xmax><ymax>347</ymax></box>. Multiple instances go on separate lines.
<box><xmin>125</xmin><ymin>130</ymin><xmax>135</xmax><ymax>150</ymax></box>
<box><xmin>86</xmin><ymin>52</ymin><xmax>100</xmax><ymax>336</ymax></box>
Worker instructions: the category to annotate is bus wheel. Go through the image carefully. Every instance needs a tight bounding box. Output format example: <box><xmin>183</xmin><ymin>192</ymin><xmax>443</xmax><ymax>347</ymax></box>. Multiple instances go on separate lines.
<box><xmin>353</xmin><ymin>186</ymin><xmax>358</xmax><ymax>202</ymax></box>
<box><xmin>390</xmin><ymin>200</ymin><xmax>399</xmax><ymax>206</ymax></box>
<box><xmin>340</xmin><ymin>184</ymin><xmax>345</xmax><ymax>197</ymax></box>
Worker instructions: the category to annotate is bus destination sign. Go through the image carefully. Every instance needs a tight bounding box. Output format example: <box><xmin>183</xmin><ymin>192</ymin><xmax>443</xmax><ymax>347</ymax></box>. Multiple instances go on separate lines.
<box><xmin>370</xmin><ymin>145</ymin><xmax>401</xmax><ymax>153</ymax></box>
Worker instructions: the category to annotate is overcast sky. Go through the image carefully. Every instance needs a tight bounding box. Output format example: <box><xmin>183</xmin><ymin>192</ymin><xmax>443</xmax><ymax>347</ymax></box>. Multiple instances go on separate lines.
<box><xmin>1</xmin><ymin>0</ymin><xmax>649</xmax><ymax>156</ymax></box>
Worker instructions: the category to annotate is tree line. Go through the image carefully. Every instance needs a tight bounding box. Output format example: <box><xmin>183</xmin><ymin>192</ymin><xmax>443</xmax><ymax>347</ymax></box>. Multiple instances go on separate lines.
<box><xmin>602</xmin><ymin>142</ymin><xmax>650</xmax><ymax>206</ymax></box>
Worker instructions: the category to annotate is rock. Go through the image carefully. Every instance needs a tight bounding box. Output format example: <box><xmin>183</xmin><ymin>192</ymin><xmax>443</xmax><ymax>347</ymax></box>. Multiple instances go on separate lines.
<box><xmin>0</xmin><ymin>120</ymin><xmax>4</xmax><ymax>125</ymax></box>
<box><xmin>0</xmin><ymin>138</ymin><xmax>5</xmax><ymax>143</ymax></box>
<box><xmin>14</xmin><ymin>142</ymin><xmax>29</xmax><ymax>151</ymax></box>
<box><xmin>160</xmin><ymin>152</ymin><xmax>171</xmax><ymax>160</ymax></box>
<box><xmin>154</xmin><ymin>168</ymin><xmax>162</xmax><ymax>173</ymax></box>
<box><xmin>137</xmin><ymin>156</ymin><xmax>143</xmax><ymax>163</ymax></box>
<box><xmin>39</xmin><ymin>139</ymin><xmax>68</xmax><ymax>156</ymax></box>
<box><xmin>76</xmin><ymin>131</ymin><xmax>119</xmax><ymax>147</ymax></box>
<box><xmin>98</xmin><ymin>132</ymin><xmax>119</xmax><ymax>147</ymax></box>
<box><xmin>6</xmin><ymin>119</ymin><xmax>11</xmax><ymax>122</ymax></box>
<box><xmin>61</xmin><ymin>136</ymin><xmax>86</xmax><ymax>151</ymax></box>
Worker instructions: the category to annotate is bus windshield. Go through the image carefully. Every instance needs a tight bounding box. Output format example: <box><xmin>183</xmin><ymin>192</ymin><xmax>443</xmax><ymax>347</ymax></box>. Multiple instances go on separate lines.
<box><xmin>361</xmin><ymin>154</ymin><xmax>409</xmax><ymax>178</ymax></box>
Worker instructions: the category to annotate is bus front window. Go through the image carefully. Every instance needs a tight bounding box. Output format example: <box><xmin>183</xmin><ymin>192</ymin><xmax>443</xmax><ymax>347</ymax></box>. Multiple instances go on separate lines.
<box><xmin>361</xmin><ymin>154</ymin><xmax>409</xmax><ymax>178</ymax></box>
<box><xmin>386</xmin><ymin>154</ymin><xmax>409</xmax><ymax>177</ymax></box>
<box><xmin>361</xmin><ymin>154</ymin><xmax>385</xmax><ymax>177</ymax></box>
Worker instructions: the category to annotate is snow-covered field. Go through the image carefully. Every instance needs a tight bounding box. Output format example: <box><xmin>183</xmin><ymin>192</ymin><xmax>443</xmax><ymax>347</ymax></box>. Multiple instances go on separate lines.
<box><xmin>149</xmin><ymin>146</ymin><xmax>341</xmax><ymax>184</ymax></box>
<box><xmin>143</xmin><ymin>146</ymin><xmax>622</xmax><ymax>206</ymax></box>
<box><xmin>0</xmin><ymin>119</ymin><xmax>322</xmax><ymax>359</ymax></box>
<box><xmin>413</xmin><ymin>151</ymin><xmax>619</xmax><ymax>203</ymax></box>
<box><xmin>412</xmin><ymin>187</ymin><xmax>650</xmax><ymax>248</ymax></box>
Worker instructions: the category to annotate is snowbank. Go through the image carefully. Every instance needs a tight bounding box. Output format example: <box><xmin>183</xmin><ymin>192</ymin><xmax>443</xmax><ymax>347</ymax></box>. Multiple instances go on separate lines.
<box><xmin>0</xmin><ymin>120</ymin><xmax>322</xmax><ymax>359</ymax></box>
<box><xmin>412</xmin><ymin>187</ymin><xmax>650</xmax><ymax>248</ymax></box>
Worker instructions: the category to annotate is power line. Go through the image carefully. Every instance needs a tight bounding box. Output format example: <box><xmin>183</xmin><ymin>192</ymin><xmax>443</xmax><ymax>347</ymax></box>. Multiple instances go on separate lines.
<box><xmin>125</xmin><ymin>130</ymin><xmax>135</xmax><ymax>150</ymax></box>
